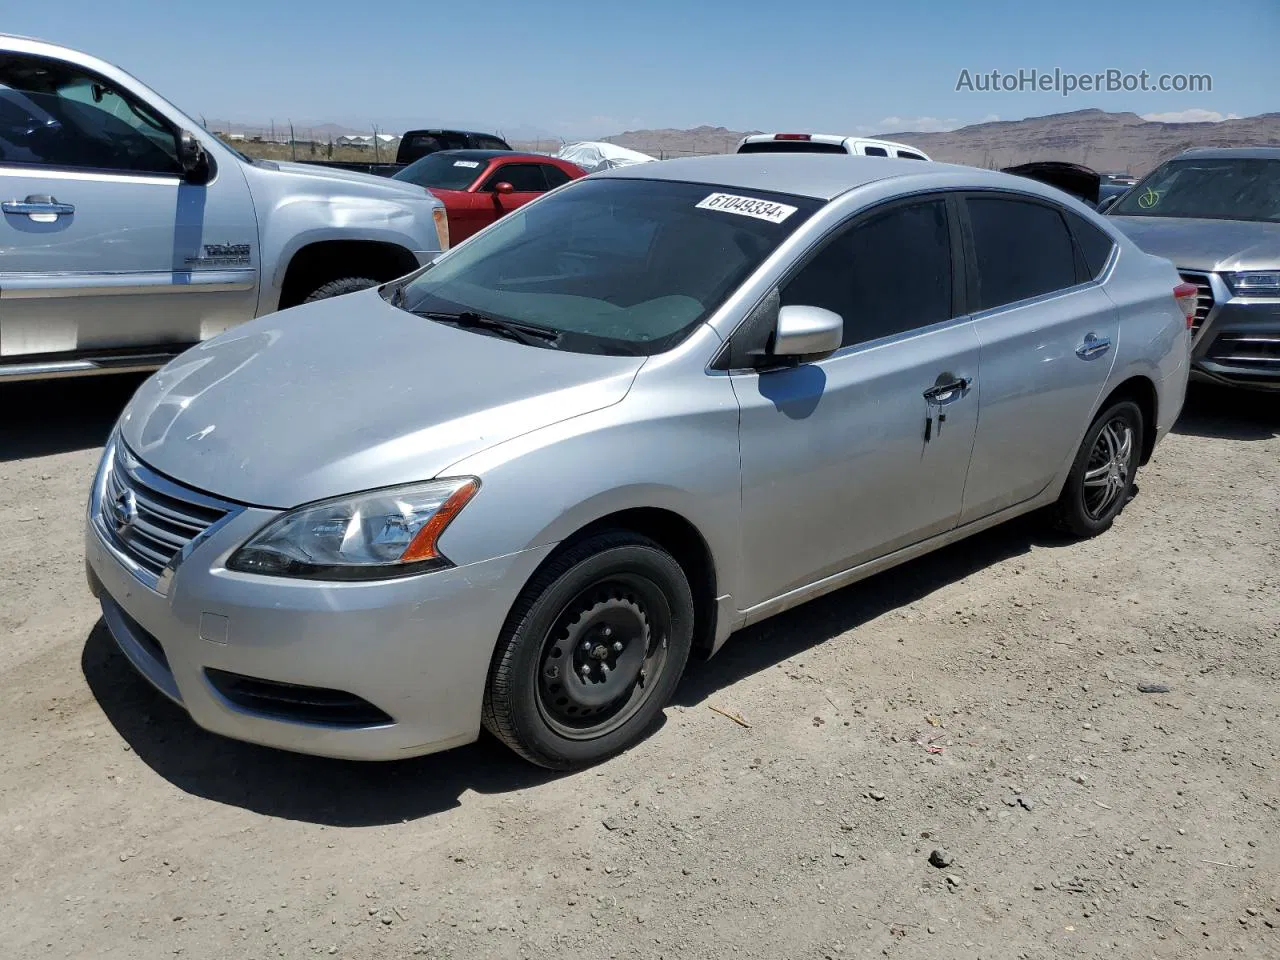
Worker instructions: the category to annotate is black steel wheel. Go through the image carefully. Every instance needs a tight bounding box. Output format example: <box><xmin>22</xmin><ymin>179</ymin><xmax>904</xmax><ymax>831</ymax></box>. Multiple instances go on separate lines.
<box><xmin>1052</xmin><ymin>399</ymin><xmax>1144</xmax><ymax>538</ymax></box>
<box><xmin>483</xmin><ymin>532</ymin><xmax>694</xmax><ymax>769</ymax></box>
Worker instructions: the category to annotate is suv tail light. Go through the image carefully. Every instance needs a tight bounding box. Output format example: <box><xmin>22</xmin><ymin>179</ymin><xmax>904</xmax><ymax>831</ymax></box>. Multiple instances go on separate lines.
<box><xmin>1173</xmin><ymin>281</ymin><xmax>1199</xmax><ymax>329</ymax></box>
<box><xmin>773</xmin><ymin>133</ymin><xmax>812</xmax><ymax>141</ymax></box>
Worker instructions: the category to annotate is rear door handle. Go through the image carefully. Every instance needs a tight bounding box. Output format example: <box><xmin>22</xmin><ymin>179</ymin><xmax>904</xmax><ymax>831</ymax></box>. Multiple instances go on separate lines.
<box><xmin>923</xmin><ymin>376</ymin><xmax>972</xmax><ymax>404</ymax></box>
<box><xmin>2</xmin><ymin>195</ymin><xmax>75</xmax><ymax>222</ymax></box>
<box><xmin>1076</xmin><ymin>333</ymin><xmax>1111</xmax><ymax>360</ymax></box>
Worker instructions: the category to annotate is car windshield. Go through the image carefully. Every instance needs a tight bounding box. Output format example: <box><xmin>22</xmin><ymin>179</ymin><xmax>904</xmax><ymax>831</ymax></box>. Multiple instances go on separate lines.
<box><xmin>393</xmin><ymin>153</ymin><xmax>485</xmax><ymax>191</ymax></box>
<box><xmin>1110</xmin><ymin>157</ymin><xmax>1280</xmax><ymax>223</ymax></box>
<box><xmin>395</xmin><ymin>177</ymin><xmax>820</xmax><ymax>355</ymax></box>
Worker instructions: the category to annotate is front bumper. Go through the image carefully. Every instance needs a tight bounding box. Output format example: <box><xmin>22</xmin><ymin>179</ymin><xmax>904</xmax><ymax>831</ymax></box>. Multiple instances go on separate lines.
<box><xmin>1183</xmin><ymin>271</ymin><xmax>1280</xmax><ymax>390</ymax></box>
<box><xmin>85</xmin><ymin>457</ymin><xmax>552</xmax><ymax>761</ymax></box>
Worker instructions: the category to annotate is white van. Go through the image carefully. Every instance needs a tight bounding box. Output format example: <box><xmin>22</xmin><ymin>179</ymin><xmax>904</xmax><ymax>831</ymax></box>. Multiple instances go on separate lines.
<box><xmin>737</xmin><ymin>133</ymin><xmax>930</xmax><ymax>160</ymax></box>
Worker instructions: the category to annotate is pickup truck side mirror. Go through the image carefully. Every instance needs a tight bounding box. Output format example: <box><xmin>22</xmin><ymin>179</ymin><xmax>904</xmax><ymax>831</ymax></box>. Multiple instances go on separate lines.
<box><xmin>770</xmin><ymin>305</ymin><xmax>843</xmax><ymax>362</ymax></box>
<box><xmin>179</xmin><ymin>130</ymin><xmax>212</xmax><ymax>185</ymax></box>
<box><xmin>1095</xmin><ymin>194</ymin><xmax>1121</xmax><ymax>213</ymax></box>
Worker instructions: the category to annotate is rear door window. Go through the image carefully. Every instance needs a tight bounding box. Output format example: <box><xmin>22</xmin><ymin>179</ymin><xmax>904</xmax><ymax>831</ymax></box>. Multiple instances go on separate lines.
<box><xmin>965</xmin><ymin>195</ymin><xmax>1079</xmax><ymax>310</ymax></box>
<box><xmin>782</xmin><ymin>198</ymin><xmax>954</xmax><ymax>347</ymax></box>
<box><xmin>898</xmin><ymin>151</ymin><xmax>926</xmax><ymax>161</ymax></box>
<box><xmin>473</xmin><ymin>136</ymin><xmax>511</xmax><ymax>151</ymax></box>
<box><xmin>861</xmin><ymin>146</ymin><xmax>889</xmax><ymax>157</ymax></box>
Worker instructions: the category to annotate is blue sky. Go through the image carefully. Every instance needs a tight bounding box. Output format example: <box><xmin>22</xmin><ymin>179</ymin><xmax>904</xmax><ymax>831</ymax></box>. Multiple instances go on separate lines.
<box><xmin>9</xmin><ymin>0</ymin><xmax>1277</xmax><ymax>138</ymax></box>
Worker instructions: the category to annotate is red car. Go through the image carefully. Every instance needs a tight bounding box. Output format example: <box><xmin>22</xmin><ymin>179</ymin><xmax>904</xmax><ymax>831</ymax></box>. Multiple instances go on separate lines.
<box><xmin>392</xmin><ymin>150</ymin><xmax>587</xmax><ymax>245</ymax></box>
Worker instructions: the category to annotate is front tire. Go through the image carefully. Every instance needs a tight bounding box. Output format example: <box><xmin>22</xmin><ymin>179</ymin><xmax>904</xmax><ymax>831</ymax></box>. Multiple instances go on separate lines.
<box><xmin>482</xmin><ymin>532</ymin><xmax>694</xmax><ymax>770</ymax></box>
<box><xmin>1052</xmin><ymin>399</ymin><xmax>1144</xmax><ymax>538</ymax></box>
<box><xmin>301</xmin><ymin>276</ymin><xmax>380</xmax><ymax>303</ymax></box>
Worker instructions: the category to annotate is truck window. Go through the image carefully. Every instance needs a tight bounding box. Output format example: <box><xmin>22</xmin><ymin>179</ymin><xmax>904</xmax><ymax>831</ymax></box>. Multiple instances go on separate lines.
<box><xmin>898</xmin><ymin>151</ymin><xmax>926</xmax><ymax>161</ymax></box>
<box><xmin>861</xmin><ymin>146</ymin><xmax>889</xmax><ymax>157</ymax></box>
<box><xmin>0</xmin><ymin>53</ymin><xmax>181</xmax><ymax>175</ymax></box>
<box><xmin>474</xmin><ymin>136</ymin><xmax>511</xmax><ymax>151</ymax></box>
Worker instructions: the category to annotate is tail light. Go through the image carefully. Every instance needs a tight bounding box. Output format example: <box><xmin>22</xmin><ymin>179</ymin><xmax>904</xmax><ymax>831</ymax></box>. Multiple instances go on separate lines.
<box><xmin>432</xmin><ymin>206</ymin><xmax>450</xmax><ymax>251</ymax></box>
<box><xmin>1173</xmin><ymin>281</ymin><xmax>1198</xmax><ymax>329</ymax></box>
<box><xmin>773</xmin><ymin>133</ymin><xmax>812</xmax><ymax>141</ymax></box>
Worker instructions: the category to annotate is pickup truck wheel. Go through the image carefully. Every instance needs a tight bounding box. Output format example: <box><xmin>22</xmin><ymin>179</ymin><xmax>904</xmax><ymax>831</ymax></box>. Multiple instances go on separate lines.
<box><xmin>1051</xmin><ymin>399</ymin><xmax>1144</xmax><ymax>538</ymax></box>
<box><xmin>301</xmin><ymin>276</ymin><xmax>380</xmax><ymax>303</ymax></box>
<box><xmin>482</xmin><ymin>532</ymin><xmax>694</xmax><ymax>770</ymax></box>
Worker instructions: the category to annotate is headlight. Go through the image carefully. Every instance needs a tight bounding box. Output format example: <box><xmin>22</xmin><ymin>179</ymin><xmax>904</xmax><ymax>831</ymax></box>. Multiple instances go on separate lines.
<box><xmin>227</xmin><ymin>478</ymin><xmax>478</xmax><ymax>580</ymax></box>
<box><xmin>1225</xmin><ymin>270</ymin><xmax>1280</xmax><ymax>298</ymax></box>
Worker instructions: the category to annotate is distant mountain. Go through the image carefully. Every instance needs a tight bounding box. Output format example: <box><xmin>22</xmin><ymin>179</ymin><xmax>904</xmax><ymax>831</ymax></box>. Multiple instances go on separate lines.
<box><xmin>601</xmin><ymin>109</ymin><xmax>1280</xmax><ymax>174</ymax></box>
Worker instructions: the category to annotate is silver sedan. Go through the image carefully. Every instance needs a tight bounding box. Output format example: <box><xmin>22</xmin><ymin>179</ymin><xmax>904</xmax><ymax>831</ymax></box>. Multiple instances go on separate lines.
<box><xmin>86</xmin><ymin>155</ymin><xmax>1192</xmax><ymax>768</ymax></box>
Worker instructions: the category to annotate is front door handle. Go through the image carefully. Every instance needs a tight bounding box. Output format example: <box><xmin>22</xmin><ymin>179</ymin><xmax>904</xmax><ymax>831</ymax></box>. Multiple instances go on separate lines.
<box><xmin>923</xmin><ymin>376</ymin><xmax>972</xmax><ymax>404</ymax></box>
<box><xmin>1076</xmin><ymin>333</ymin><xmax>1112</xmax><ymax>360</ymax></box>
<box><xmin>2</xmin><ymin>195</ymin><xmax>75</xmax><ymax>222</ymax></box>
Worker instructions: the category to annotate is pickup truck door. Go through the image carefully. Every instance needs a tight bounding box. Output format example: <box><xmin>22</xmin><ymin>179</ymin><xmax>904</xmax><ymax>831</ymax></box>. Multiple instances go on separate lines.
<box><xmin>0</xmin><ymin>51</ymin><xmax>258</xmax><ymax>371</ymax></box>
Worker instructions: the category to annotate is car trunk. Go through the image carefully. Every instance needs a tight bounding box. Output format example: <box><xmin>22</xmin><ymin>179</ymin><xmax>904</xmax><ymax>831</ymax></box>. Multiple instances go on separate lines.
<box><xmin>1001</xmin><ymin>162</ymin><xmax>1101</xmax><ymax>206</ymax></box>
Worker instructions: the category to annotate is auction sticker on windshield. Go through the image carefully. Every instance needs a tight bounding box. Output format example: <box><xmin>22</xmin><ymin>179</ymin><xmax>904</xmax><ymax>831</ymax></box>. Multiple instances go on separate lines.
<box><xmin>696</xmin><ymin>193</ymin><xmax>797</xmax><ymax>224</ymax></box>
<box><xmin>453</xmin><ymin>160</ymin><xmax>481</xmax><ymax>168</ymax></box>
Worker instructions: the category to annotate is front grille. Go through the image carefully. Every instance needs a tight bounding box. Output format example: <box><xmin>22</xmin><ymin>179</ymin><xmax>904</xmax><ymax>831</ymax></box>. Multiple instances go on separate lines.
<box><xmin>1178</xmin><ymin>271</ymin><xmax>1215</xmax><ymax>333</ymax></box>
<box><xmin>101</xmin><ymin>445</ymin><xmax>228</xmax><ymax>578</ymax></box>
<box><xmin>205</xmin><ymin>669</ymin><xmax>394</xmax><ymax>727</ymax></box>
<box><xmin>1206</xmin><ymin>333</ymin><xmax>1280</xmax><ymax>370</ymax></box>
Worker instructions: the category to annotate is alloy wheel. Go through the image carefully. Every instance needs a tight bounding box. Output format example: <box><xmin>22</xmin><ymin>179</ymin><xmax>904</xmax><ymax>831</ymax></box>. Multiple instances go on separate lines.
<box><xmin>1081</xmin><ymin>417</ymin><xmax>1134</xmax><ymax>521</ymax></box>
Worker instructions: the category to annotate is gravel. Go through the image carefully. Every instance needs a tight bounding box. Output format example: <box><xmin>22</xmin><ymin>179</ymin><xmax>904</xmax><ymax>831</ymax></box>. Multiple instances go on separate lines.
<box><xmin>1</xmin><ymin>379</ymin><xmax>1277</xmax><ymax>960</ymax></box>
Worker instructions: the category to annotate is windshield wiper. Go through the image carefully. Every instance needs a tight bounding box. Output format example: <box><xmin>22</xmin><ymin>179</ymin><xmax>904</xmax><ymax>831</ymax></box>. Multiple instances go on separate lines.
<box><xmin>415</xmin><ymin>310</ymin><xmax>562</xmax><ymax>348</ymax></box>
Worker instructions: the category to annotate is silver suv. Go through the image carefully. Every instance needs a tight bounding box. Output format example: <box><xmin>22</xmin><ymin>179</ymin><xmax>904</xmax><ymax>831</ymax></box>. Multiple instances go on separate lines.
<box><xmin>0</xmin><ymin>35</ymin><xmax>446</xmax><ymax>381</ymax></box>
<box><xmin>87</xmin><ymin>155</ymin><xmax>1191</xmax><ymax>768</ymax></box>
<box><xmin>1108</xmin><ymin>147</ymin><xmax>1280</xmax><ymax>391</ymax></box>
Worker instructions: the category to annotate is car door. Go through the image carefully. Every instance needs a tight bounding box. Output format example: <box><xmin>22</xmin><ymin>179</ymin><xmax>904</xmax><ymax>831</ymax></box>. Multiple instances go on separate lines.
<box><xmin>957</xmin><ymin>193</ymin><xmax>1121</xmax><ymax>523</ymax></box>
<box><xmin>732</xmin><ymin>196</ymin><xmax>981</xmax><ymax>608</ymax></box>
<box><xmin>0</xmin><ymin>51</ymin><xmax>258</xmax><ymax>366</ymax></box>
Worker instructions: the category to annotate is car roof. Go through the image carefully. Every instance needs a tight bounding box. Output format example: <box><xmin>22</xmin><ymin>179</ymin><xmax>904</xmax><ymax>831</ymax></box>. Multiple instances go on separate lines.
<box><xmin>596</xmin><ymin>153</ymin><xmax>1033</xmax><ymax>201</ymax></box>
<box><xmin>403</xmin><ymin>129</ymin><xmax>505</xmax><ymax>139</ymax></box>
<box><xmin>1174</xmin><ymin>146</ymin><xmax>1280</xmax><ymax>161</ymax></box>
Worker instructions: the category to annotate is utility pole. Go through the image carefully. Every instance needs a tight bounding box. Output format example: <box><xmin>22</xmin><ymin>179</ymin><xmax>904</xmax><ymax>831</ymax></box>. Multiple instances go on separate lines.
<box><xmin>289</xmin><ymin>121</ymin><xmax>296</xmax><ymax>161</ymax></box>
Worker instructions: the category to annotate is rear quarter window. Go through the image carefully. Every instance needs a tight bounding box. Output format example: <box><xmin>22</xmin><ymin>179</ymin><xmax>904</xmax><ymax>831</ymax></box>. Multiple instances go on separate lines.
<box><xmin>1064</xmin><ymin>210</ymin><xmax>1117</xmax><ymax>280</ymax></box>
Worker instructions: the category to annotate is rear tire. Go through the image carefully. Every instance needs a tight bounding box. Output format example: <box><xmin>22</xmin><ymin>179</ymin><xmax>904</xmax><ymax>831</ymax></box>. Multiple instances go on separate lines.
<box><xmin>301</xmin><ymin>276</ymin><xmax>380</xmax><ymax>303</ymax></box>
<box><xmin>482</xmin><ymin>532</ymin><xmax>694</xmax><ymax>770</ymax></box>
<box><xmin>1051</xmin><ymin>399</ymin><xmax>1144</xmax><ymax>538</ymax></box>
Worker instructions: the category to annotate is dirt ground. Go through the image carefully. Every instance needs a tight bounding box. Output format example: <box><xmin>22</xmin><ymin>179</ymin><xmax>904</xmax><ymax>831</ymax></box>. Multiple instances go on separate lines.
<box><xmin>1</xmin><ymin>376</ymin><xmax>1277</xmax><ymax>960</ymax></box>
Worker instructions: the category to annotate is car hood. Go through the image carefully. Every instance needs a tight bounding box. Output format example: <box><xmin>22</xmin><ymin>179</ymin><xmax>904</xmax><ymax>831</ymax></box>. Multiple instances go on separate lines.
<box><xmin>118</xmin><ymin>290</ymin><xmax>645</xmax><ymax>508</ymax></box>
<box><xmin>254</xmin><ymin>159</ymin><xmax>430</xmax><ymax>199</ymax></box>
<box><xmin>1108</xmin><ymin>216</ymin><xmax>1280</xmax><ymax>272</ymax></box>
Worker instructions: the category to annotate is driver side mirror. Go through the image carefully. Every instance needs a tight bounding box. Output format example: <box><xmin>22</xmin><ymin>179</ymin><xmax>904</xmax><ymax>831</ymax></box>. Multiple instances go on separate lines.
<box><xmin>179</xmin><ymin>129</ymin><xmax>212</xmax><ymax>185</ymax></box>
<box><xmin>493</xmin><ymin>181</ymin><xmax>515</xmax><ymax>196</ymax></box>
<box><xmin>771</xmin><ymin>305</ymin><xmax>843</xmax><ymax>362</ymax></box>
<box><xmin>1095</xmin><ymin>194</ymin><xmax>1121</xmax><ymax>213</ymax></box>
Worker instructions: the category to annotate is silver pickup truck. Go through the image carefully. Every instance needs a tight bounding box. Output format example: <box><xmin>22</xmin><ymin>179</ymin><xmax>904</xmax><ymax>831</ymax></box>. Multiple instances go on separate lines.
<box><xmin>0</xmin><ymin>35</ymin><xmax>447</xmax><ymax>381</ymax></box>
